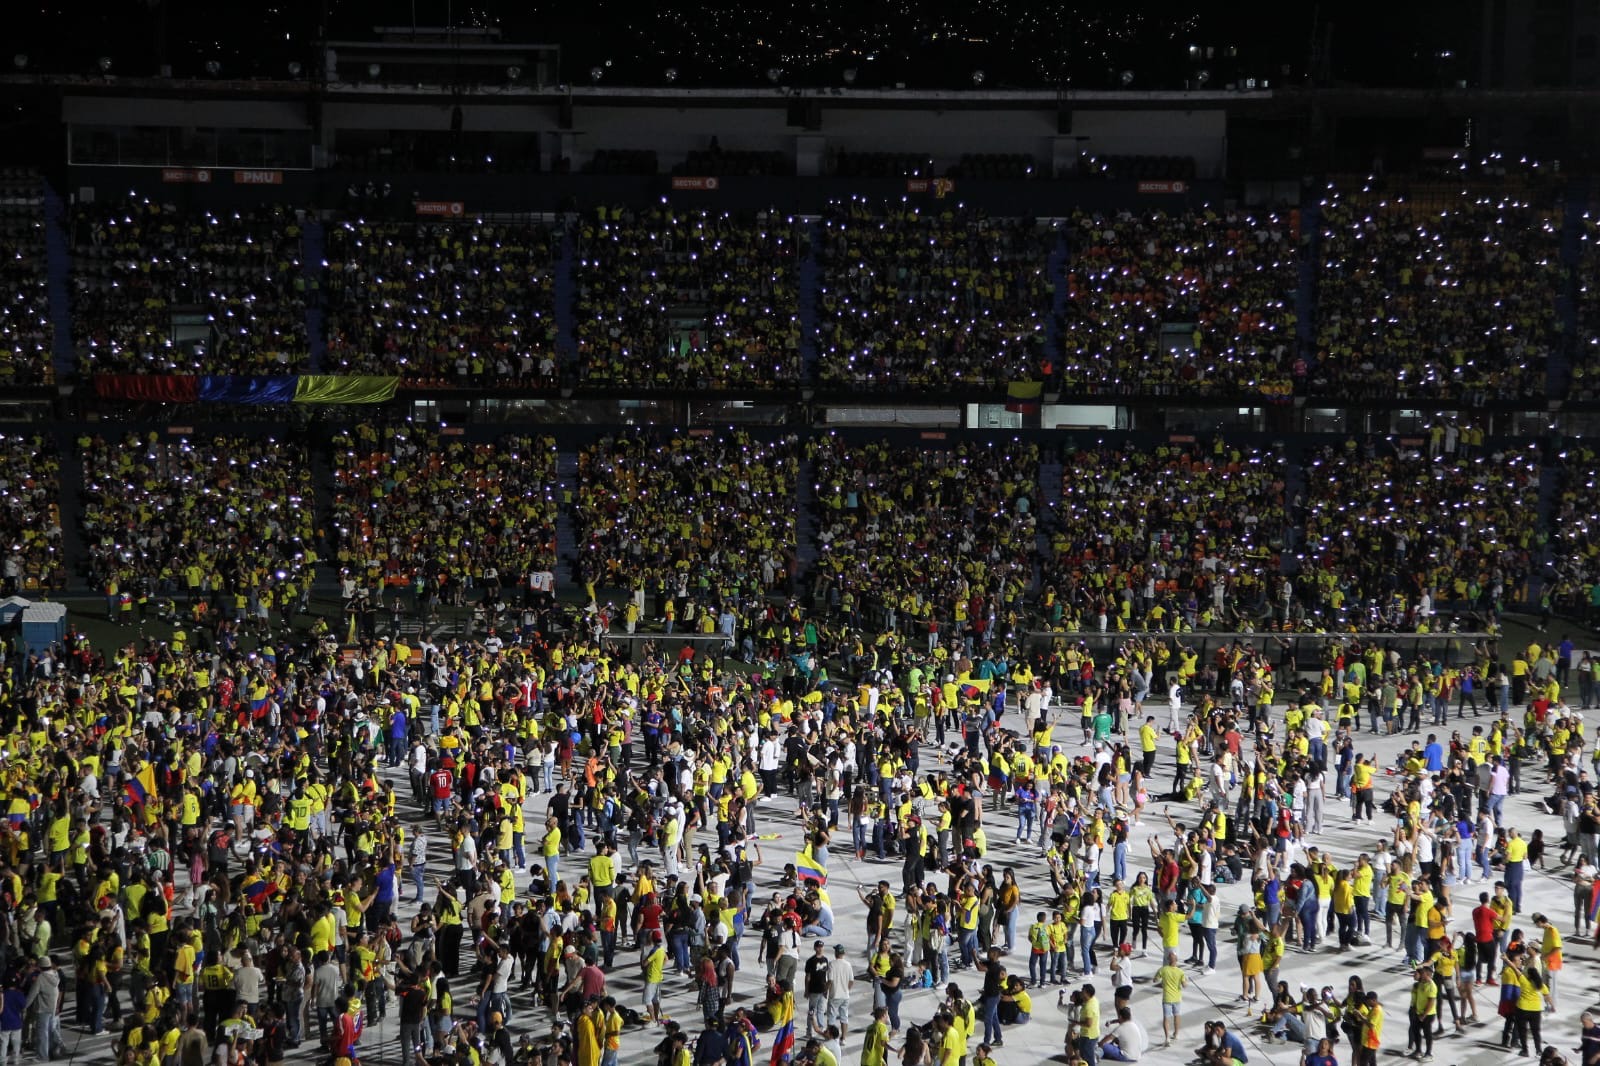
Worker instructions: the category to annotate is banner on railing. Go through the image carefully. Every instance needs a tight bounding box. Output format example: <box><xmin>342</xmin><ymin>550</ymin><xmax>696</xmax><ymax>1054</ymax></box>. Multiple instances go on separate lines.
<box><xmin>906</xmin><ymin>178</ymin><xmax>955</xmax><ymax>198</ymax></box>
<box><xmin>93</xmin><ymin>374</ymin><xmax>399</xmax><ymax>405</ymax></box>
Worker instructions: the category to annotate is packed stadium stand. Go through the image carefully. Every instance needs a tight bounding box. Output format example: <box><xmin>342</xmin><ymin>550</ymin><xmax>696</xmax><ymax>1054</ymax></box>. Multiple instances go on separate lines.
<box><xmin>1573</xmin><ymin>209</ymin><xmax>1600</xmax><ymax>402</ymax></box>
<box><xmin>330</xmin><ymin>424</ymin><xmax>560</xmax><ymax>596</ymax></box>
<box><xmin>814</xmin><ymin>200</ymin><xmax>1056</xmax><ymax>389</ymax></box>
<box><xmin>1298</xmin><ymin>441</ymin><xmax>1542</xmax><ymax>621</ymax></box>
<box><xmin>1312</xmin><ymin>186</ymin><xmax>1561</xmax><ymax>402</ymax></box>
<box><xmin>324</xmin><ymin>216</ymin><xmax>559</xmax><ymax>382</ymax></box>
<box><xmin>77</xmin><ymin>431</ymin><xmax>317</xmax><ymax>607</ymax></box>
<box><xmin>1057</xmin><ymin>207</ymin><xmax>1299</xmax><ymax>396</ymax></box>
<box><xmin>0</xmin><ymin>169</ymin><xmax>52</xmax><ymax>386</ymax></box>
<box><xmin>806</xmin><ymin>436</ymin><xmax>1040</xmax><ymax>633</ymax></box>
<box><xmin>70</xmin><ymin>200</ymin><xmax>312</xmax><ymax>374</ymax></box>
<box><xmin>1040</xmin><ymin>441</ymin><xmax>1290</xmax><ymax>629</ymax></box>
<box><xmin>572</xmin><ymin>431</ymin><xmax>801</xmax><ymax>600</ymax></box>
<box><xmin>0</xmin><ymin>433</ymin><xmax>64</xmax><ymax>595</ymax></box>
<box><xmin>10</xmin><ymin>39</ymin><xmax>1600</xmax><ymax>1066</ymax></box>
<box><xmin>4</xmin><ymin>75</ymin><xmax>1599</xmax><ymax>641</ymax></box>
<box><xmin>573</xmin><ymin>207</ymin><xmax>802</xmax><ymax>388</ymax></box>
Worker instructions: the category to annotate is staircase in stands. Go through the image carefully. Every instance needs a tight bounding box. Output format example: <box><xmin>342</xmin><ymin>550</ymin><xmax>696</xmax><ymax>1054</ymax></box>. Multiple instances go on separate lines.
<box><xmin>1044</xmin><ymin>225</ymin><xmax>1069</xmax><ymax>372</ymax></box>
<box><xmin>54</xmin><ymin>428</ymin><xmax>89</xmax><ymax>593</ymax></box>
<box><xmin>554</xmin><ymin>451</ymin><xmax>580</xmax><ymax>585</ymax></box>
<box><xmin>798</xmin><ymin>220</ymin><xmax>822</xmax><ymax>384</ymax></box>
<box><xmin>554</xmin><ymin>223</ymin><xmax>579</xmax><ymax>372</ymax></box>
<box><xmin>795</xmin><ymin>457</ymin><xmax>819</xmax><ymax>594</ymax></box>
<box><xmin>1295</xmin><ymin>194</ymin><xmax>1321</xmax><ymax>380</ymax></box>
<box><xmin>302</xmin><ymin>218</ymin><xmax>327</xmax><ymax>372</ymax></box>
<box><xmin>1034</xmin><ymin>454</ymin><xmax>1064</xmax><ymax>595</ymax></box>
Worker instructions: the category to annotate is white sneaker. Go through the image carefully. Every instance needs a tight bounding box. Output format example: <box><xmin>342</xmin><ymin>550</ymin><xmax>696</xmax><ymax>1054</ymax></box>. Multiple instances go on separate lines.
<box><xmin>1203</xmin><ymin>967</ymin><xmax>1216</xmax><ymax>975</ymax></box>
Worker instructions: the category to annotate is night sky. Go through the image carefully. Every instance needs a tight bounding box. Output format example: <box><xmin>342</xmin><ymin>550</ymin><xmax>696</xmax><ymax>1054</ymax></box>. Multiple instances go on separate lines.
<box><xmin>15</xmin><ymin>0</ymin><xmax>1479</xmax><ymax>90</ymax></box>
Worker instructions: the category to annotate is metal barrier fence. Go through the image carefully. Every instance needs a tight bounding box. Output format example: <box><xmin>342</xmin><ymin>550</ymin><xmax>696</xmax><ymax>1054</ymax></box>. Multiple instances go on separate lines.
<box><xmin>1015</xmin><ymin>630</ymin><xmax>1497</xmax><ymax>671</ymax></box>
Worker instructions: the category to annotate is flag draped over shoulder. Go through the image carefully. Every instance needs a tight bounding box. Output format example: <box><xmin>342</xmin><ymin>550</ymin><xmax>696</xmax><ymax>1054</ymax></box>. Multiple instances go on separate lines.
<box><xmin>124</xmin><ymin>763</ymin><xmax>156</xmax><ymax>807</ymax></box>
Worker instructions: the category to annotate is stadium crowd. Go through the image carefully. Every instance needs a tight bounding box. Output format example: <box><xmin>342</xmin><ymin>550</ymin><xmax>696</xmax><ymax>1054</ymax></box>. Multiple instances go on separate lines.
<box><xmin>1548</xmin><ymin>446</ymin><xmax>1600</xmax><ymax>627</ymax></box>
<box><xmin>574</xmin><ymin>208</ymin><xmax>802</xmax><ymax>389</ymax></box>
<box><xmin>0</xmin><ymin>171</ymin><xmax>52</xmax><ymax>385</ymax></box>
<box><xmin>325</xmin><ymin>218</ymin><xmax>559</xmax><ymax>382</ymax></box>
<box><xmin>1298</xmin><ymin>438</ymin><xmax>1541</xmax><ymax>627</ymax></box>
<box><xmin>0</xmin><ymin>433</ymin><xmax>65</xmax><ymax>595</ymax></box>
<box><xmin>1312</xmin><ymin>190</ymin><xmax>1559</xmax><ymax>402</ymax></box>
<box><xmin>7</xmin><ymin>162</ymin><xmax>1600</xmax><ymax>1066</ymax></box>
<box><xmin>1057</xmin><ymin>208</ymin><xmax>1299</xmax><ymax>398</ymax></box>
<box><xmin>0</xmin><ymin>550</ymin><xmax>1590</xmax><ymax>1066</ymax></box>
<box><xmin>806</xmin><ymin>437</ymin><xmax>1040</xmax><ymax>640</ymax></box>
<box><xmin>572</xmin><ymin>432</ymin><xmax>800</xmax><ymax>617</ymax></box>
<box><xmin>1572</xmin><ymin>211</ymin><xmax>1600</xmax><ymax>403</ymax></box>
<box><xmin>78</xmin><ymin>431</ymin><xmax>318</xmax><ymax>627</ymax></box>
<box><xmin>814</xmin><ymin>199</ymin><xmax>1056</xmax><ymax>389</ymax></box>
<box><xmin>1041</xmin><ymin>440</ymin><xmax>1290</xmax><ymax>632</ymax></box>
<box><xmin>70</xmin><ymin>201</ymin><xmax>311</xmax><ymax>374</ymax></box>
<box><xmin>330</xmin><ymin>424</ymin><xmax>559</xmax><ymax>613</ymax></box>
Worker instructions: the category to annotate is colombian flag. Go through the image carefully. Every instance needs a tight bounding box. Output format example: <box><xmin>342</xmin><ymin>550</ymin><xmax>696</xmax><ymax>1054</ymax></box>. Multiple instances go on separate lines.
<box><xmin>768</xmin><ymin>992</ymin><xmax>795</xmax><ymax>1066</ymax></box>
<box><xmin>242</xmin><ymin>876</ymin><xmax>272</xmax><ymax>908</ymax></box>
<box><xmin>794</xmin><ymin>846</ymin><xmax>827</xmax><ymax>887</ymax></box>
<box><xmin>1005</xmin><ymin>379</ymin><xmax>1043</xmax><ymax>415</ymax></box>
<box><xmin>123</xmin><ymin>764</ymin><xmax>156</xmax><ymax>808</ymax></box>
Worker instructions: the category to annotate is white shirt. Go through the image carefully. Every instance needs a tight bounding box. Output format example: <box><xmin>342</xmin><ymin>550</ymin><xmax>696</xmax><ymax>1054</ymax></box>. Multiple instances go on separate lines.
<box><xmin>491</xmin><ymin>953</ymin><xmax>514</xmax><ymax>994</ymax></box>
<box><xmin>1104</xmin><ymin>1018</ymin><xmax>1147</xmax><ymax>1061</ymax></box>
<box><xmin>826</xmin><ymin>957</ymin><xmax>854</xmax><ymax>999</ymax></box>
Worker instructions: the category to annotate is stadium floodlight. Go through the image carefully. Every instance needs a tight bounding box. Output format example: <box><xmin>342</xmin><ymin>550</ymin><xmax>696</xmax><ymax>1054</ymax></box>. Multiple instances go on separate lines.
<box><xmin>664</xmin><ymin>67</ymin><xmax>678</xmax><ymax>83</ymax></box>
<box><xmin>971</xmin><ymin>70</ymin><xmax>985</xmax><ymax>87</ymax></box>
<box><xmin>842</xmin><ymin>68</ymin><xmax>857</xmax><ymax>85</ymax></box>
<box><xmin>1119</xmin><ymin>69</ymin><xmax>1134</xmax><ymax>86</ymax></box>
<box><xmin>205</xmin><ymin>60</ymin><xmax>221</xmax><ymax>76</ymax></box>
<box><xmin>98</xmin><ymin>56</ymin><xmax>112</xmax><ymax>73</ymax></box>
<box><xmin>589</xmin><ymin>66</ymin><xmax>604</xmax><ymax>83</ymax></box>
<box><xmin>507</xmin><ymin>65</ymin><xmax>522</xmax><ymax>80</ymax></box>
<box><xmin>367</xmin><ymin>63</ymin><xmax>382</xmax><ymax>79</ymax></box>
<box><xmin>12</xmin><ymin>55</ymin><xmax>27</xmax><ymax>71</ymax></box>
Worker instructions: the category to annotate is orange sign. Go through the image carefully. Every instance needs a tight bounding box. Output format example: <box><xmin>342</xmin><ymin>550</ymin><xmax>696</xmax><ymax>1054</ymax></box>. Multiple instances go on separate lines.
<box><xmin>233</xmin><ymin>169</ymin><xmax>283</xmax><ymax>185</ymax></box>
<box><xmin>415</xmin><ymin>201</ymin><xmax>466</xmax><ymax>217</ymax></box>
<box><xmin>906</xmin><ymin>178</ymin><xmax>955</xmax><ymax>198</ymax></box>
<box><xmin>670</xmin><ymin>176</ymin><xmax>720</xmax><ymax>191</ymax></box>
<box><xmin>161</xmin><ymin>168</ymin><xmax>212</xmax><ymax>184</ymax></box>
